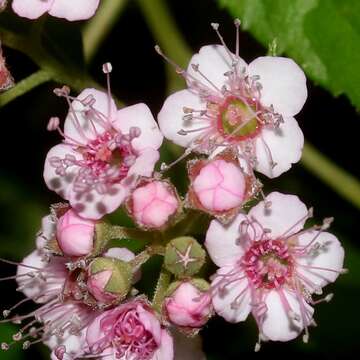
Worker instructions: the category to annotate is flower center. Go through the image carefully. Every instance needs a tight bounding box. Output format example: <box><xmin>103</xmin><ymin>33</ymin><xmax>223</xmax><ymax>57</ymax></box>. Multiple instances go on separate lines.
<box><xmin>217</xmin><ymin>97</ymin><xmax>260</xmax><ymax>140</ymax></box>
<box><xmin>242</xmin><ymin>239</ymin><xmax>293</xmax><ymax>289</ymax></box>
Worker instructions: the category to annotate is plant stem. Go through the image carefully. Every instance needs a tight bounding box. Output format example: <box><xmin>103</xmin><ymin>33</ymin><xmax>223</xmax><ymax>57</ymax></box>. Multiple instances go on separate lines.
<box><xmin>83</xmin><ymin>0</ymin><xmax>128</xmax><ymax>64</ymax></box>
<box><xmin>152</xmin><ymin>267</ymin><xmax>171</xmax><ymax>312</ymax></box>
<box><xmin>301</xmin><ymin>141</ymin><xmax>360</xmax><ymax>209</ymax></box>
<box><xmin>0</xmin><ymin>70</ymin><xmax>52</xmax><ymax>107</ymax></box>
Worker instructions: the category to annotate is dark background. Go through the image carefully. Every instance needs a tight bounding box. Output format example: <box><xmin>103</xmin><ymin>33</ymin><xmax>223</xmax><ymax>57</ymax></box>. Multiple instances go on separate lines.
<box><xmin>0</xmin><ymin>0</ymin><xmax>359</xmax><ymax>358</ymax></box>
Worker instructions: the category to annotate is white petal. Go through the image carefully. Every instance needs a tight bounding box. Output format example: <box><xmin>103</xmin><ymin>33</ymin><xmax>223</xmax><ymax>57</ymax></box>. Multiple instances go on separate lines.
<box><xmin>64</xmin><ymin>88</ymin><xmax>117</xmax><ymax>146</ymax></box>
<box><xmin>158</xmin><ymin>89</ymin><xmax>209</xmax><ymax>148</ymax></box>
<box><xmin>114</xmin><ymin>103</ymin><xmax>163</xmax><ymax>152</ymax></box>
<box><xmin>255</xmin><ymin>116</ymin><xmax>304</xmax><ymax>178</ymax></box>
<box><xmin>211</xmin><ymin>268</ymin><xmax>251</xmax><ymax>323</ymax></box>
<box><xmin>187</xmin><ymin>45</ymin><xmax>247</xmax><ymax>91</ymax></box>
<box><xmin>296</xmin><ymin>231</ymin><xmax>345</xmax><ymax>291</ymax></box>
<box><xmin>49</xmin><ymin>0</ymin><xmax>100</xmax><ymax>21</ymax></box>
<box><xmin>36</xmin><ymin>215</ymin><xmax>56</xmax><ymax>249</ymax></box>
<box><xmin>248</xmin><ymin>56</ymin><xmax>307</xmax><ymax>117</ymax></box>
<box><xmin>261</xmin><ymin>290</ymin><xmax>314</xmax><ymax>342</ymax></box>
<box><xmin>69</xmin><ymin>183</ymin><xmax>128</xmax><ymax>220</ymax></box>
<box><xmin>127</xmin><ymin>148</ymin><xmax>159</xmax><ymax>179</ymax></box>
<box><xmin>249</xmin><ymin>192</ymin><xmax>308</xmax><ymax>239</ymax></box>
<box><xmin>43</xmin><ymin>144</ymin><xmax>81</xmax><ymax>200</ymax></box>
<box><xmin>12</xmin><ymin>0</ymin><xmax>53</xmax><ymax>19</ymax></box>
<box><xmin>205</xmin><ymin>214</ymin><xmax>249</xmax><ymax>267</ymax></box>
<box><xmin>104</xmin><ymin>247</ymin><xmax>135</xmax><ymax>261</ymax></box>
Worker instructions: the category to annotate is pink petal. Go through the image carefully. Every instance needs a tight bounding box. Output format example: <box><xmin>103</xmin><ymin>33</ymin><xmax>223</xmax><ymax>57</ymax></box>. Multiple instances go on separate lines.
<box><xmin>114</xmin><ymin>103</ymin><xmax>163</xmax><ymax>152</ymax></box>
<box><xmin>205</xmin><ymin>214</ymin><xmax>249</xmax><ymax>267</ymax></box>
<box><xmin>247</xmin><ymin>56</ymin><xmax>307</xmax><ymax>117</ymax></box>
<box><xmin>255</xmin><ymin>116</ymin><xmax>304</xmax><ymax>178</ymax></box>
<box><xmin>137</xmin><ymin>306</ymin><xmax>162</xmax><ymax>345</ymax></box>
<box><xmin>49</xmin><ymin>0</ymin><xmax>100</xmax><ymax>21</ymax></box>
<box><xmin>187</xmin><ymin>45</ymin><xmax>247</xmax><ymax>91</ymax></box>
<box><xmin>152</xmin><ymin>329</ymin><xmax>174</xmax><ymax>360</ymax></box>
<box><xmin>158</xmin><ymin>89</ymin><xmax>209</xmax><ymax>148</ymax></box>
<box><xmin>68</xmin><ymin>183</ymin><xmax>128</xmax><ymax>220</ymax></box>
<box><xmin>103</xmin><ymin>248</ymin><xmax>135</xmax><ymax>262</ymax></box>
<box><xmin>64</xmin><ymin>88</ymin><xmax>117</xmax><ymax>146</ymax></box>
<box><xmin>12</xmin><ymin>0</ymin><xmax>53</xmax><ymax>19</ymax></box>
<box><xmin>127</xmin><ymin>148</ymin><xmax>159</xmax><ymax>179</ymax></box>
<box><xmin>249</xmin><ymin>192</ymin><xmax>308</xmax><ymax>239</ymax></box>
<box><xmin>261</xmin><ymin>290</ymin><xmax>314</xmax><ymax>341</ymax></box>
<box><xmin>43</xmin><ymin>144</ymin><xmax>81</xmax><ymax>200</ymax></box>
<box><xmin>211</xmin><ymin>268</ymin><xmax>251</xmax><ymax>323</ymax></box>
<box><xmin>296</xmin><ymin>231</ymin><xmax>345</xmax><ymax>291</ymax></box>
<box><xmin>36</xmin><ymin>215</ymin><xmax>56</xmax><ymax>249</ymax></box>
<box><xmin>86</xmin><ymin>312</ymin><xmax>107</xmax><ymax>348</ymax></box>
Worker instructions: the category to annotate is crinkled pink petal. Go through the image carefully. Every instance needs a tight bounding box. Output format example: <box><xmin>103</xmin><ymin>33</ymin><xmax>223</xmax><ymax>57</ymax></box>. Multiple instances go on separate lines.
<box><xmin>114</xmin><ymin>103</ymin><xmax>163</xmax><ymax>152</ymax></box>
<box><xmin>211</xmin><ymin>267</ymin><xmax>251</xmax><ymax>323</ymax></box>
<box><xmin>43</xmin><ymin>144</ymin><xmax>82</xmax><ymax>200</ymax></box>
<box><xmin>64</xmin><ymin>88</ymin><xmax>117</xmax><ymax>146</ymax></box>
<box><xmin>68</xmin><ymin>183</ymin><xmax>128</xmax><ymax>220</ymax></box>
<box><xmin>296</xmin><ymin>231</ymin><xmax>345</xmax><ymax>291</ymax></box>
<box><xmin>137</xmin><ymin>306</ymin><xmax>162</xmax><ymax>345</ymax></box>
<box><xmin>205</xmin><ymin>214</ymin><xmax>249</xmax><ymax>267</ymax></box>
<box><xmin>49</xmin><ymin>0</ymin><xmax>100</xmax><ymax>21</ymax></box>
<box><xmin>86</xmin><ymin>312</ymin><xmax>107</xmax><ymax>348</ymax></box>
<box><xmin>247</xmin><ymin>56</ymin><xmax>307</xmax><ymax>117</ymax></box>
<box><xmin>127</xmin><ymin>148</ymin><xmax>159</xmax><ymax>179</ymax></box>
<box><xmin>12</xmin><ymin>0</ymin><xmax>53</xmax><ymax>19</ymax></box>
<box><xmin>158</xmin><ymin>89</ymin><xmax>209</xmax><ymax>148</ymax></box>
<box><xmin>187</xmin><ymin>45</ymin><xmax>247</xmax><ymax>91</ymax></box>
<box><xmin>151</xmin><ymin>329</ymin><xmax>174</xmax><ymax>360</ymax></box>
<box><xmin>249</xmin><ymin>192</ymin><xmax>308</xmax><ymax>239</ymax></box>
<box><xmin>261</xmin><ymin>290</ymin><xmax>314</xmax><ymax>341</ymax></box>
<box><xmin>255</xmin><ymin>116</ymin><xmax>304</xmax><ymax>178</ymax></box>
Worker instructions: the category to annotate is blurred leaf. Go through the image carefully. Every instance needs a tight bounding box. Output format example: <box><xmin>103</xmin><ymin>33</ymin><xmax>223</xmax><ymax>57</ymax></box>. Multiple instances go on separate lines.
<box><xmin>219</xmin><ymin>0</ymin><xmax>360</xmax><ymax>110</ymax></box>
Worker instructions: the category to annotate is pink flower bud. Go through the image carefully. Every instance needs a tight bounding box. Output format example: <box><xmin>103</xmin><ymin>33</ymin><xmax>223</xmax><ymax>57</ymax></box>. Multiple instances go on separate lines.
<box><xmin>128</xmin><ymin>180</ymin><xmax>179</xmax><ymax>229</ymax></box>
<box><xmin>56</xmin><ymin>209</ymin><xmax>95</xmax><ymax>257</ymax></box>
<box><xmin>164</xmin><ymin>281</ymin><xmax>212</xmax><ymax>329</ymax></box>
<box><xmin>192</xmin><ymin>159</ymin><xmax>246</xmax><ymax>213</ymax></box>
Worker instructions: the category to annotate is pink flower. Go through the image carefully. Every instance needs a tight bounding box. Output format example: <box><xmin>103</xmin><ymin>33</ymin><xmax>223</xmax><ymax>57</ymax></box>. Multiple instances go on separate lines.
<box><xmin>186</xmin><ymin>149</ymin><xmax>258</xmax><ymax>222</ymax></box>
<box><xmin>205</xmin><ymin>192</ymin><xmax>345</xmax><ymax>346</ymax></box>
<box><xmin>57</xmin><ymin>209</ymin><xmax>95</xmax><ymax>257</ymax></box>
<box><xmin>127</xmin><ymin>180</ymin><xmax>180</xmax><ymax>229</ymax></box>
<box><xmin>164</xmin><ymin>281</ymin><xmax>212</xmax><ymax>329</ymax></box>
<box><xmin>44</xmin><ymin>82</ymin><xmax>163</xmax><ymax>219</ymax></box>
<box><xmin>86</xmin><ymin>300</ymin><xmax>174</xmax><ymax>360</ymax></box>
<box><xmin>12</xmin><ymin>0</ymin><xmax>100</xmax><ymax>21</ymax></box>
<box><xmin>157</xmin><ymin>22</ymin><xmax>306</xmax><ymax>178</ymax></box>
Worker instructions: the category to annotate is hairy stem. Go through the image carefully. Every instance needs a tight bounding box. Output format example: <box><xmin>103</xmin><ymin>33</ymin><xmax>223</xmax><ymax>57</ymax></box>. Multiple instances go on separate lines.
<box><xmin>152</xmin><ymin>268</ymin><xmax>171</xmax><ymax>312</ymax></box>
<box><xmin>83</xmin><ymin>0</ymin><xmax>128</xmax><ymax>64</ymax></box>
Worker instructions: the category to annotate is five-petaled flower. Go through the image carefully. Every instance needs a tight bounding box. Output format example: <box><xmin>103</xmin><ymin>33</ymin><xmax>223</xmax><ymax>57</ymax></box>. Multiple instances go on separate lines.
<box><xmin>12</xmin><ymin>0</ymin><xmax>100</xmax><ymax>21</ymax></box>
<box><xmin>158</xmin><ymin>22</ymin><xmax>306</xmax><ymax>178</ymax></box>
<box><xmin>205</xmin><ymin>192</ymin><xmax>345</xmax><ymax>347</ymax></box>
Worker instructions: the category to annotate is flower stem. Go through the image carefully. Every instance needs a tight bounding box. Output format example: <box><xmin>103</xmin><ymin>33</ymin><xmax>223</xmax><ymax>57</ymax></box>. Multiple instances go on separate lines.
<box><xmin>83</xmin><ymin>0</ymin><xmax>128</xmax><ymax>64</ymax></box>
<box><xmin>0</xmin><ymin>70</ymin><xmax>52</xmax><ymax>107</ymax></box>
<box><xmin>152</xmin><ymin>267</ymin><xmax>171</xmax><ymax>312</ymax></box>
<box><xmin>301</xmin><ymin>141</ymin><xmax>360</xmax><ymax>209</ymax></box>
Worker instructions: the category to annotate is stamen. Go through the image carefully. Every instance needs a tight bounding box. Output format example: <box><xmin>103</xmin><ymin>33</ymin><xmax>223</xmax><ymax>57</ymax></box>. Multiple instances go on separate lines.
<box><xmin>234</xmin><ymin>18</ymin><xmax>241</xmax><ymax>58</ymax></box>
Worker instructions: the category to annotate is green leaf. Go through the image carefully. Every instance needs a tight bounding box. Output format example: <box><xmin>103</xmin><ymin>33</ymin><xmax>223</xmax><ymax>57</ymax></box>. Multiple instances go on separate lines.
<box><xmin>219</xmin><ymin>0</ymin><xmax>360</xmax><ymax>110</ymax></box>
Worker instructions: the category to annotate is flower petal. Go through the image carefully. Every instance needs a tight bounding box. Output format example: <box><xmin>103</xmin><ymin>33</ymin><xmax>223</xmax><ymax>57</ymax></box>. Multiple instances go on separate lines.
<box><xmin>36</xmin><ymin>215</ymin><xmax>56</xmax><ymax>249</ymax></box>
<box><xmin>152</xmin><ymin>329</ymin><xmax>174</xmax><ymax>360</ymax></box>
<box><xmin>103</xmin><ymin>247</ymin><xmax>135</xmax><ymax>262</ymax></box>
<box><xmin>296</xmin><ymin>231</ymin><xmax>345</xmax><ymax>291</ymax></box>
<box><xmin>64</xmin><ymin>88</ymin><xmax>117</xmax><ymax>146</ymax></box>
<box><xmin>128</xmin><ymin>148</ymin><xmax>159</xmax><ymax>179</ymax></box>
<box><xmin>49</xmin><ymin>0</ymin><xmax>100</xmax><ymax>20</ymax></box>
<box><xmin>158</xmin><ymin>89</ymin><xmax>210</xmax><ymax>148</ymax></box>
<box><xmin>68</xmin><ymin>183</ymin><xmax>128</xmax><ymax>220</ymax></box>
<box><xmin>249</xmin><ymin>192</ymin><xmax>308</xmax><ymax>239</ymax></box>
<box><xmin>205</xmin><ymin>214</ymin><xmax>249</xmax><ymax>267</ymax></box>
<box><xmin>255</xmin><ymin>117</ymin><xmax>304</xmax><ymax>178</ymax></box>
<box><xmin>248</xmin><ymin>56</ymin><xmax>307</xmax><ymax>117</ymax></box>
<box><xmin>211</xmin><ymin>268</ymin><xmax>251</xmax><ymax>323</ymax></box>
<box><xmin>187</xmin><ymin>45</ymin><xmax>247</xmax><ymax>91</ymax></box>
<box><xmin>43</xmin><ymin>144</ymin><xmax>81</xmax><ymax>200</ymax></box>
<box><xmin>261</xmin><ymin>290</ymin><xmax>314</xmax><ymax>342</ymax></box>
<box><xmin>12</xmin><ymin>0</ymin><xmax>53</xmax><ymax>19</ymax></box>
<box><xmin>114</xmin><ymin>103</ymin><xmax>163</xmax><ymax>152</ymax></box>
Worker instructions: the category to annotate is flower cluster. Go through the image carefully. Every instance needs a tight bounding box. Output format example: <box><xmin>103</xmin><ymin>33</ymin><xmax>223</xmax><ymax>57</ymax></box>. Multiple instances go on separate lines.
<box><xmin>0</xmin><ymin>20</ymin><xmax>346</xmax><ymax>358</ymax></box>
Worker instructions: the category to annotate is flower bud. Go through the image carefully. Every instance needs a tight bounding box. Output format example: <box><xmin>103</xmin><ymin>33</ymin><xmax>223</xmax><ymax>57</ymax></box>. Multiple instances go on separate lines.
<box><xmin>164</xmin><ymin>237</ymin><xmax>205</xmax><ymax>278</ymax></box>
<box><xmin>87</xmin><ymin>257</ymin><xmax>132</xmax><ymax>305</ymax></box>
<box><xmin>164</xmin><ymin>279</ymin><xmax>212</xmax><ymax>330</ymax></box>
<box><xmin>56</xmin><ymin>209</ymin><xmax>95</xmax><ymax>257</ymax></box>
<box><xmin>127</xmin><ymin>180</ymin><xmax>180</xmax><ymax>229</ymax></box>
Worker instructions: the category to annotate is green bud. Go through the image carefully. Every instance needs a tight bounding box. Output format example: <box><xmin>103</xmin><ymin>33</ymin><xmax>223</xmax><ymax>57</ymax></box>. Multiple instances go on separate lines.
<box><xmin>164</xmin><ymin>236</ymin><xmax>206</xmax><ymax>278</ymax></box>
